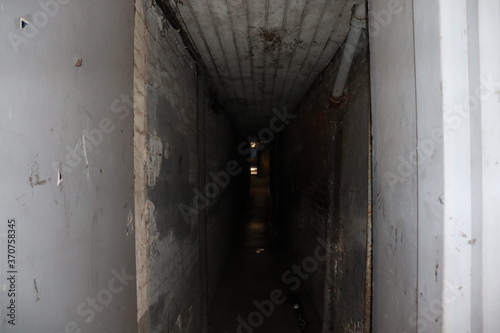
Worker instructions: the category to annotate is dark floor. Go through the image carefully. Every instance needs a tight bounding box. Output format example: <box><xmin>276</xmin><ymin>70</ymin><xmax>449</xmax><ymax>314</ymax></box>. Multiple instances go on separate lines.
<box><xmin>208</xmin><ymin>177</ymin><xmax>322</xmax><ymax>333</ymax></box>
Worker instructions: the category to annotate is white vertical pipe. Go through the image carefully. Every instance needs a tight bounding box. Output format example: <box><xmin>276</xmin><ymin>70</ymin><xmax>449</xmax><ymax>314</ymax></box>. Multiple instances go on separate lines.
<box><xmin>331</xmin><ymin>3</ymin><xmax>366</xmax><ymax>102</ymax></box>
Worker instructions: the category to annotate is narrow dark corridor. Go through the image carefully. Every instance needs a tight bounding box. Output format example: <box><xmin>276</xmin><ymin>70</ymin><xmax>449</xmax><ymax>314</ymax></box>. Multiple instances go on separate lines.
<box><xmin>208</xmin><ymin>177</ymin><xmax>321</xmax><ymax>333</ymax></box>
<box><xmin>3</xmin><ymin>1</ymin><xmax>499</xmax><ymax>332</ymax></box>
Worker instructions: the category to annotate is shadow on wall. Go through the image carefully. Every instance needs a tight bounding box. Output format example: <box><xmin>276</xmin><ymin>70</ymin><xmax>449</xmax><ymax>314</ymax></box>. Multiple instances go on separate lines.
<box><xmin>272</xmin><ymin>33</ymin><xmax>371</xmax><ymax>332</ymax></box>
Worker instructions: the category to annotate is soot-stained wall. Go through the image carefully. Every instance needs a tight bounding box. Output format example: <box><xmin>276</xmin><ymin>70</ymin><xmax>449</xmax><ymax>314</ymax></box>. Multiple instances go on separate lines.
<box><xmin>134</xmin><ymin>1</ymin><xmax>245</xmax><ymax>332</ymax></box>
<box><xmin>275</xmin><ymin>36</ymin><xmax>371</xmax><ymax>331</ymax></box>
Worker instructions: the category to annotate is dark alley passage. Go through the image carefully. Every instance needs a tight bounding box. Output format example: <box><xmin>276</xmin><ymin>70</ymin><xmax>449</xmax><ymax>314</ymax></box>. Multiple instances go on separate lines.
<box><xmin>3</xmin><ymin>1</ymin><xmax>500</xmax><ymax>332</ymax></box>
<box><xmin>208</xmin><ymin>177</ymin><xmax>321</xmax><ymax>333</ymax></box>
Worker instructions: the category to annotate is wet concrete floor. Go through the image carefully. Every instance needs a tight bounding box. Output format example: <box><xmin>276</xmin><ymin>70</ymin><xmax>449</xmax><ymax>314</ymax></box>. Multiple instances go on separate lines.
<box><xmin>208</xmin><ymin>177</ymin><xmax>322</xmax><ymax>333</ymax></box>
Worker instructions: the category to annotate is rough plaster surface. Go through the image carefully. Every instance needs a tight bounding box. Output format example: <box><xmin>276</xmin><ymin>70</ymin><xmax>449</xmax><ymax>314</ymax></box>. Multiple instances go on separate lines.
<box><xmin>0</xmin><ymin>0</ymin><xmax>137</xmax><ymax>332</ymax></box>
<box><xmin>134</xmin><ymin>1</ymin><xmax>246</xmax><ymax>332</ymax></box>
<box><xmin>275</xmin><ymin>34</ymin><xmax>370</xmax><ymax>331</ymax></box>
<box><xmin>369</xmin><ymin>0</ymin><xmax>419</xmax><ymax>331</ymax></box>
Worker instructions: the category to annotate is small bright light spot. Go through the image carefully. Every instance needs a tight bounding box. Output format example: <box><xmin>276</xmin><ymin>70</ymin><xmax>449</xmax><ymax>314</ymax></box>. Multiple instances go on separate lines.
<box><xmin>250</xmin><ymin>167</ymin><xmax>258</xmax><ymax>175</ymax></box>
<box><xmin>250</xmin><ymin>142</ymin><xmax>257</xmax><ymax>148</ymax></box>
<box><xmin>255</xmin><ymin>248</ymin><xmax>265</xmax><ymax>254</ymax></box>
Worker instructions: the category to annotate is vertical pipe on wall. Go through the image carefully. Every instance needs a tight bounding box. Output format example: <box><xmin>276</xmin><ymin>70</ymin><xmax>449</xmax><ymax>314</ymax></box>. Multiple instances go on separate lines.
<box><xmin>332</xmin><ymin>2</ymin><xmax>367</xmax><ymax>103</ymax></box>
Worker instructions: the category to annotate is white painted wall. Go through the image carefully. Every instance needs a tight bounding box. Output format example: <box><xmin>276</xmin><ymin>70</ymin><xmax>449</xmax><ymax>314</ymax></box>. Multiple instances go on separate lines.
<box><xmin>433</xmin><ymin>1</ymin><xmax>500</xmax><ymax>331</ymax></box>
<box><xmin>413</xmin><ymin>1</ymin><xmax>445</xmax><ymax>332</ymax></box>
<box><xmin>439</xmin><ymin>1</ymin><xmax>474</xmax><ymax>331</ymax></box>
<box><xmin>477</xmin><ymin>2</ymin><xmax>500</xmax><ymax>330</ymax></box>
<box><xmin>369</xmin><ymin>1</ymin><xmax>418</xmax><ymax>331</ymax></box>
<box><xmin>370</xmin><ymin>0</ymin><xmax>500</xmax><ymax>332</ymax></box>
<box><xmin>0</xmin><ymin>1</ymin><xmax>137</xmax><ymax>332</ymax></box>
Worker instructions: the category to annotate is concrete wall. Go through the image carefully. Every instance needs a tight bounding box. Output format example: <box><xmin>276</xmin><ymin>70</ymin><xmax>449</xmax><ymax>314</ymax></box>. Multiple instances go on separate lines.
<box><xmin>475</xmin><ymin>2</ymin><xmax>500</xmax><ymax>330</ymax></box>
<box><xmin>275</xmin><ymin>73</ymin><xmax>331</xmax><ymax>321</ymax></box>
<box><xmin>274</xmin><ymin>35</ymin><xmax>371</xmax><ymax>331</ymax></box>
<box><xmin>327</xmin><ymin>39</ymin><xmax>371</xmax><ymax>333</ymax></box>
<box><xmin>0</xmin><ymin>1</ymin><xmax>137</xmax><ymax>332</ymax></box>
<box><xmin>369</xmin><ymin>0</ymin><xmax>500</xmax><ymax>332</ymax></box>
<box><xmin>369</xmin><ymin>1</ymin><xmax>419</xmax><ymax>331</ymax></box>
<box><xmin>205</xmin><ymin>104</ymin><xmax>247</xmax><ymax>304</ymax></box>
<box><xmin>257</xmin><ymin>148</ymin><xmax>271</xmax><ymax>178</ymax></box>
<box><xmin>133</xmin><ymin>1</ymin><xmax>244</xmax><ymax>332</ymax></box>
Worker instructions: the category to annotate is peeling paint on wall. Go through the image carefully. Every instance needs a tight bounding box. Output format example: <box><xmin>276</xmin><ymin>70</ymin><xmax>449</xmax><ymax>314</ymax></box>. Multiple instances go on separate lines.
<box><xmin>175</xmin><ymin>305</ymin><xmax>193</xmax><ymax>332</ymax></box>
<box><xmin>144</xmin><ymin>200</ymin><xmax>160</xmax><ymax>258</ymax></box>
<box><xmin>127</xmin><ymin>209</ymin><xmax>134</xmax><ymax>236</ymax></box>
<box><xmin>29</xmin><ymin>161</ymin><xmax>50</xmax><ymax>187</ymax></box>
<box><xmin>343</xmin><ymin>319</ymin><xmax>363</xmax><ymax>333</ymax></box>
<box><xmin>147</xmin><ymin>134</ymin><xmax>163</xmax><ymax>187</ymax></box>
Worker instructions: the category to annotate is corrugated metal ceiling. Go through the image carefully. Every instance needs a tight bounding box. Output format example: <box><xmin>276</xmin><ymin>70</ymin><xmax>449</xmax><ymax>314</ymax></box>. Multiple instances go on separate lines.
<box><xmin>162</xmin><ymin>0</ymin><xmax>362</xmax><ymax>135</ymax></box>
